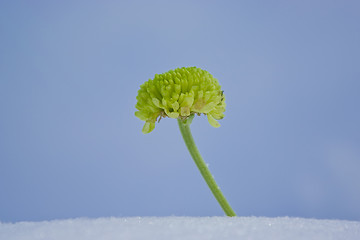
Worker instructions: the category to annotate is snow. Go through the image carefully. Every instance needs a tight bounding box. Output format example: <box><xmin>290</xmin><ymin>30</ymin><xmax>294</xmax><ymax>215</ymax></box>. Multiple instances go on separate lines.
<box><xmin>1</xmin><ymin>217</ymin><xmax>359</xmax><ymax>240</ymax></box>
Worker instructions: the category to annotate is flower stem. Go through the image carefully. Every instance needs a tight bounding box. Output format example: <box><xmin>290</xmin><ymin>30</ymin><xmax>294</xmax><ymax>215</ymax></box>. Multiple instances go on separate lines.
<box><xmin>177</xmin><ymin>118</ymin><xmax>236</xmax><ymax>217</ymax></box>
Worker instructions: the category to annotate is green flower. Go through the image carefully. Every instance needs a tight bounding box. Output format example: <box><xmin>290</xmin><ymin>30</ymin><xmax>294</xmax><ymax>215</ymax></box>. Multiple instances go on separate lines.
<box><xmin>135</xmin><ymin>67</ymin><xmax>226</xmax><ymax>133</ymax></box>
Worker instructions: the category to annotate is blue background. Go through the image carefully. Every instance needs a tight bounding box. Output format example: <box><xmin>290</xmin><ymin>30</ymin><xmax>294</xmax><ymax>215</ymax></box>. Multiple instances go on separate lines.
<box><xmin>1</xmin><ymin>1</ymin><xmax>359</xmax><ymax>222</ymax></box>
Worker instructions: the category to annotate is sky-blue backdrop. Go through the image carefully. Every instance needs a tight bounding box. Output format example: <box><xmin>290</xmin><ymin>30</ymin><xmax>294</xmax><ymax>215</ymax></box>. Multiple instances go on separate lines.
<box><xmin>1</xmin><ymin>1</ymin><xmax>359</xmax><ymax>222</ymax></box>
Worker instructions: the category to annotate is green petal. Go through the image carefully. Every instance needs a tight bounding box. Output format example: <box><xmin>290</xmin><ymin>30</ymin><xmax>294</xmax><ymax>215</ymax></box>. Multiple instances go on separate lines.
<box><xmin>142</xmin><ymin>122</ymin><xmax>155</xmax><ymax>134</ymax></box>
<box><xmin>180</xmin><ymin>106</ymin><xmax>191</xmax><ymax>116</ymax></box>
<box><xmin>171</xmin><ymin>101</ymin><xmax>180</xmax><ymax>111</ymax></box>
<box><xmin>135</xmin><ymin>111</ymin><xmax>148</xmax><ymax>121</ymax></box>
<box><xmin>152</xmin><ymin>98</ymin><xmax>161</xmax><ymax>108</ymax></box>
<box><xmin>207</xmin><ymin>114</ymin><xmax>221</xmax><ymax>128</ymax></box>
<box><xmin>167</xmin><ymin>111</ymin><xmax>179</xmax><ymax>119</ymax></box>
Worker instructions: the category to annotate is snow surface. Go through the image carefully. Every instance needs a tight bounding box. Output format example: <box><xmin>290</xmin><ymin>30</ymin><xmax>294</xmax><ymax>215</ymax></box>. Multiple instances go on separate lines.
<box><xmin>1</xmin><ymin>217</ymin><xmax>359</xmax><ymax>240</ymax></box>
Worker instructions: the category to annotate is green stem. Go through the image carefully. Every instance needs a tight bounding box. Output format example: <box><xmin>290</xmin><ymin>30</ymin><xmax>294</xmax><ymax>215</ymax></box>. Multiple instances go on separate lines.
<box><xmin>177</xmin><ymin>118</ymin><xmax>236</xmax><ymax>217</ymax></box>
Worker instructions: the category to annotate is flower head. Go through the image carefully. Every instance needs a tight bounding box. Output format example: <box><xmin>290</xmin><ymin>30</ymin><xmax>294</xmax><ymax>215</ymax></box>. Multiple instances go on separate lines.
<box><xmin>135</xmin><ymin>67</ymin><xmax>226</xmax><ymax>133</ymax></box>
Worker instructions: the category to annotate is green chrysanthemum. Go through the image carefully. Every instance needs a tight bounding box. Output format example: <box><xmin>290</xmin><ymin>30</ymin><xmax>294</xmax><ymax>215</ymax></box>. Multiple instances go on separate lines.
<box><xmin>135</xmin><ymin>67</ymin><xmax>226</xmax><ymax>133</ymax></box>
